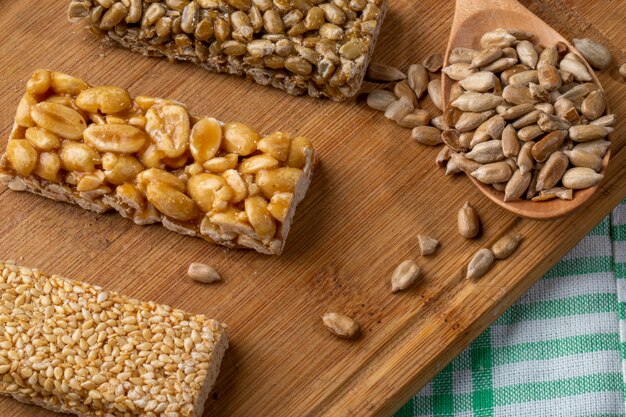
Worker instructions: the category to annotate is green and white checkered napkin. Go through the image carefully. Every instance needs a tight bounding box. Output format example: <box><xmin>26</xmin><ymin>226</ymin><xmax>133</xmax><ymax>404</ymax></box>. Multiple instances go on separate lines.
<box><xmin>396</xmin><ymin>200</ymin><xmax>626</xmax><ymax>417</ymax></box>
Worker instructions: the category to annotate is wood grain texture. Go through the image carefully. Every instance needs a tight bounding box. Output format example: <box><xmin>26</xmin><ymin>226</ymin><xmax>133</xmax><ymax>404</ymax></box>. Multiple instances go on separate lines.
<box><xmin>0</xmin><ymin>0</ymin><xmax>624</xmax><ymax>416</ymax></box>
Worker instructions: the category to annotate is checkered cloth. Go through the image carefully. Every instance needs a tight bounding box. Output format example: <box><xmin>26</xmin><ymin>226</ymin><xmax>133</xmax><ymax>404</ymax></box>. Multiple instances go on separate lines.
<box><xmin>397</xmin><ymin>201</ymin><xmax>626</xmax><ymax>417</ymax></box>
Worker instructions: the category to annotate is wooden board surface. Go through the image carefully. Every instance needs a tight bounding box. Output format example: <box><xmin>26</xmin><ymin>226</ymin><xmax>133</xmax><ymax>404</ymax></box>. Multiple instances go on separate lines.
<box><xmin>1</xmin><ymin>0</ymin><xmax>625</xmax><ymax>416</ymax></box>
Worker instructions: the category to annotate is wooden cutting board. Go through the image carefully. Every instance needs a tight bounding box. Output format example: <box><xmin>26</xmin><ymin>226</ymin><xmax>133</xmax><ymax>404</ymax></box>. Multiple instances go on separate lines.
<box><xmin>1</xmin><ymin>0</ymin><xmax>625</xmax><ymax>416</ymax></box>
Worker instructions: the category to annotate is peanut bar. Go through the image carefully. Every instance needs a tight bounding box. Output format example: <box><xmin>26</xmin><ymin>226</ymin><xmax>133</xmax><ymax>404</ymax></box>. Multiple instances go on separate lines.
<box><xmin>0</xmin><ymin>260</ymin><xmax>228</xmax><ymax>417</ymax></box>
<box><xmin>0</xmin><ymin>70</ymin><xmax>316</xmax><ymax>255</ymax></box>
<box><xmin>67</xmin><ymin>0</ymin><xmax>388</xmax><ymax>101</ymax></box>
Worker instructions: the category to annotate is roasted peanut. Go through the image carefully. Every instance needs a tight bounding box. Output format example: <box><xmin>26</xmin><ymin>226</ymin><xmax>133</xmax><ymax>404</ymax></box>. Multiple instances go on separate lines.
<box><xmin>190</xmin><ymin>117</ymin><xmax>222</xmax><ymax>164</ymax></box>
<box><xmin>146</xmin><ymin>181</ymin><xmax>200</xmax><ymax>221</ymax></box>
<box><xmin>7</xmin><ymin>140</ymin><xmax>38</xmax><ymax>177</ymax></box>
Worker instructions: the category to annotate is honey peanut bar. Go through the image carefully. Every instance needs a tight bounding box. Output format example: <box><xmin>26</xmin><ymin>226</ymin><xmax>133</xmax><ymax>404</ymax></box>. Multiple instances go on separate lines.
<box><xmin>67</xmin><ymin>0</ymin><xmax>388</xmax><ymax>101</ymax></box>
<box><xmin>0</xmin><ymin>260</ymin><xmax>228</xmax><ymax>417</ymax></box>
<box><xmin>0</xmin><ymin>70</ymin><xmax>316</xmax><ymax>255</ymax></box>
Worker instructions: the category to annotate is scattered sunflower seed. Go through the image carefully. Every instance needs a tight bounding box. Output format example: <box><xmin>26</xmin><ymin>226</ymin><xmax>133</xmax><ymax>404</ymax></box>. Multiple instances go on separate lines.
<box><xmin>466</xmin><ymin>248</ymin><xmax>495</xmax><ymax>280</ymax></box>
<box><xmin>187</xmin><ymin>263</ymin><xmax>222</xmax><ymax>284</ymax></box>
<box><xmin>391</xmin><ymin>260</ymin><xmax>421</xmax><ymax>292</ymax></box>
<box><xmin>572</xmin><ymin>38</ymin><xmax>612</xmax><ymax>70</ymax></box>
<box><xmin>458</xmin><ymin>201</ymin><xmax>480</xmax><ymax>239</ymax></box>
<box><xmin>491</xmin><ymin>233</ymin><xmax>523</xmax><ymax>259</ymax></box>
<box><xmin>322</xmin><ymin>313</ymin><xmax>360</xmax><ymax>339</ymax></box>
<box><xmin>418</xmin><ymin>235</ymin><xmax>440</xmax><ymax>256</ymax></box>
<box><xmin>366</xmin><ymin>63</ymin><xmax>406</xmax><ymax>82</ymax></box>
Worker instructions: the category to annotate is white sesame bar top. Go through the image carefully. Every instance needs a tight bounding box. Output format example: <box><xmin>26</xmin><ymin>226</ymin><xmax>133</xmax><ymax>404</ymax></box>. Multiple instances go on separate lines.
<box><xmin>67</xmin><ymin>0</ymin><xmax>388</xmax><ymax>101</ymax></box>
<box><xmin>0</xmin><ymin>70</ymin><xmax>316</xmax><ymax>255</ymax></box>
<box><xmin>0</xmin><ymin>261</ymin><xmax>228</xmax><ymax>417</ymax></box>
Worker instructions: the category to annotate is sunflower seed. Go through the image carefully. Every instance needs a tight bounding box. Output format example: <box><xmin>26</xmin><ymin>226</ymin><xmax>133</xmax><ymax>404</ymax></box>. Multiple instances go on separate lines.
<box><xmin>452</xmin><ymin>92</ymin><xmax>503</xmax><ymax>112</ymax></box>
<box><xmin>492</xmin><ymin>233</ymin><xmax>523</xmax><ymax>259</ymax></box>
<box><xmin>581</xmin><ymin>90</ymin><xmax>606</xmax><ymax>121</ymax></box>
<box><xmin>187</xmin><ymin>263</ymin><xmax>222</xmax><ymax>284</ymax></box>
<box><xmin>559</xmin><ymin>55</ymin><xmax>592</xmax><ymax>82</ymax></box>
<box><xmin>436</xmin><ymin>146</ymin><xmax>453</xmax><ymax>167</ymax></box>
<box><xmin>502</xmin><ymin>169</ymin><xmax>531</xmax><ymax>201</ymax></box>
<box><xmin>407</xmin><ymin>64</ymin><xmax>429</xmax><ymax>99</ymax></box>
<box><xmin>508</xmin><ymin>70</ymin><xmax>538</xmax><ymax>86</ymax></box>
<box><xmin>412</xmin><ymin>126</ymin><xmax>443</xmax><ymax>146</ymax></box>
<box><xmin>391</xmin><ymin>260</ymin><xmax>421</xmax><ymax>293</ymax></box>
<box><xmin>574</xmin><ymin>139</ymin><xmax>611</xmax><ymax>157</ymax></box>
<box><xmin>535</xmin><ymin>102</ymin><xmax>555</xmax><ymax>115</ymax></box>
<box><xmin>466</xmin><ymin>248</ymin><xmax>495</xmax><ymax>280</ymax></box>
<box><xmin>536</xmin><ymin>151</ymin><xmax>569</xmax><ymax>191</ymax></box>
<box><xmin>455</xmin><ymin>110</ymin><xmax>496</xmax><ymax>133</ymax></box>
<box><xmin>525</xmin><ymin>170</ymin><xmax>540</xmax><ymax>199</ymax></box>
<box><xmin>481</xmin><ymin>57</ymin><xmax>518</xmax><ymax>73</ymax></box>
<box><xmin>428</xmin><ymin>79</ymin><xmax>443</xmax><ymax>111</ymax></box>
<box><xmin>561</xmin><ymin>167</ymin><xmax>604</xmax><ymax>189</ymax></box>
<box><xmin>537</xmin><ymin>64</ymin><xmax>562</xmax><ymax>91</ymax></box>
<box><xmin>445</xmin><ymin>158</ymin><xmax>461</xmax><ymax>175</ymax></box>
<box><xmin>572</xmin><ymin>38</ymin><xmax>612</xmax><ymax>70</ymax></box>
<box><xmin>563</xmin><ymin>149</ymin><xmax>603</xmax><ymax>171</ymax></box>
<box><xmin>538</xmin><ymin>113</ymin><xmax>570</xmax><ymax>132</ymax></box>
<box><xmin>458</xmin><ymin>201</ymin><xmax>480</xmax><ymax>239</ymax></box>
<box><xmin>367</xmin><ymin>89</ymin><xmax>396</xmax><ymax>112</ymax></box>
<box><xmin>394</xmin><ymin>80</ymin><xmax>418</xmax><ymax>108</ymax></box>
<box><xmin>431</xmin><ymin>115</ymin><xmax>450</xmax><ymax>131</ymax></box>
<box><xmin>471</xmin><ymin>161</ymin><xmax>513</xmax><ymax>184</ymax></box>
<box><xmin>366</xmin><ymin>63</ymin><xmax>406</xmax><ymax>82</ymax></box>
<box><xmin>470</xmin><ymin>46</ymin><xmax>503</xmax><ymax>69</ymax></box>
<box><xmin>620</xmin><ymin>64</ymin><xmax>626</xmax><ymax>79</ymax></box>
<box><xmin>459</xmin><ymin>71</ymin><xmax>498</xmax><ymax>92</ymax></box>
<box><xmin>558</xmin><ymin>82</ymin><xmax>598</xmax><ymax>101</ymax></box>
<box><xmin>529</xmin><ymin>82</ymin><xmax>550</xmax><ymax>102</ymax></box>
<box><xmin>385</xmin><ymin>96</ymin><xmax>414</xmax><ymax>123</ymax></box>
<box><xmin>518</xmin><ymin>124</ymin><xmax>544</xmax><ymax>141</ymax></box>
<box><xmin>569</xmin><ymin>125</ymin><xmax>612</xmax><ymax>142</ymax></box>
<box><xmin>443</xmin><ymin>63</ymin><xmax>477</xmax><ymax>81</ymax></box>
<box><xmin>465</xmin><ymin>140</ymin><xmax>505</xmax><ymax>163</ymax></box>
<box><xmin>502</xmin><ymin>124</ymin><xmax>520</xmax><ymax>157</ymax></box>
<box><xmin>451</xmin><ymin>152</ymin><xmax>481</xmax><ymax>174</ymax></box>
<box><xmin>481</xmin><ymin>29</ymin><xmax>516</xmax><ymax>48</ymax></box>
<box><xmin>398</xmin><ymin>110</ymin><xmax>431</xmax><ymax>129</ymax></box>
<box><xmin>517</xmin><ymin>141</ymin><xmax>535</xmax><ymax>174</ymax></box>
<box><xmin>501</xmin><ymin>64</ymin><xmax>532</xmax><ymax>85</ymax></box>
<box><xmin>538</xmin><ymin>45</ymin><xmax>559</xmax><ymax>68</ymax></box>
<box><xmin>589</xmin><ymin>114</ymin><xmax>616</xmax><ymax>127</ymax></box>
<box><xmin>516</xmin><ymin>40</ymin><xmax>538</xmax><ymax>69</ymax></box>
<box><xmin>532</xmin><ymin>130</ymin><xmax>567</xmax><ymax>162</ymax></box>
<box><xmin>502</xmin><ymin>103</ymin><xmax>535</xmax><ymax>120</ymax></box>
<box><xmin>449</xmin><ymin>47</ymin><xmax>479</xmax><ymax>64</ymax></box>
<box><xmin>418</xmin><ymin>235</ymin><xmax>440</xmax><ymax>256</ymax></box>
<box><xmin>503</xmin><ymin>85</ymin><xmax>536</xmax><ymax>105</ymax></box>
<box><xmin>423</xmin><ymin>53</ymin><xmax>444</xmax><ymax>72</ymax></box>
<box><xmin>322</xmin><ymin>313</ymin><xmax>360</xmax><ymax>339</ymax></box>
<box><xmin>449</xmin><ymin>82</ymin><xmax>465</xmax><ymax>103</ymax></box>
<box><xmin>532</xmin><ymin>186</ymin><xmax>574</xmax><ymax>201</ymax></box>
<box><xmin>470</xmin><ymin>115</ymin><xmax>506</xmax><ymax>147</ymax></box>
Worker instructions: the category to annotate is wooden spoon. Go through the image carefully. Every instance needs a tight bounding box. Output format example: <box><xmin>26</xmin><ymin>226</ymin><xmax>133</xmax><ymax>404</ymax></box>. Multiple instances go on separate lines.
<box><xmin>442</xmin><ymin>0</ymin><xmax>610</xmax><ymax>221</ymax></box>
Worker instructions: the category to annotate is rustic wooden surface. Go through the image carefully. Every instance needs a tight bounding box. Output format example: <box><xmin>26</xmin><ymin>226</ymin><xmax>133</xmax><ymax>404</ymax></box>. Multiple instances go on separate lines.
<box><xmin>0</xmin><ymin>0</ymin><xmax>624</xmax><ymax>416</ymax></box>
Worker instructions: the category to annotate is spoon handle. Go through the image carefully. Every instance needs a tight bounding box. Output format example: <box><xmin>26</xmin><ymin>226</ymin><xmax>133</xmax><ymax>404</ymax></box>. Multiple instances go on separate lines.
<box><xmin>454</xmin><ymin>0</ymin><xmax>527</xmax><ymax>22</ymax></box>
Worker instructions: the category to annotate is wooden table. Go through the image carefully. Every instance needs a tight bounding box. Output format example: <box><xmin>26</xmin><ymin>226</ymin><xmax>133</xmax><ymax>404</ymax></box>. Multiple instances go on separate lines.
<box><xmin>0</xmin><ymin>0</ymin><xmax>625</xmax><ymax>415</ymax></box>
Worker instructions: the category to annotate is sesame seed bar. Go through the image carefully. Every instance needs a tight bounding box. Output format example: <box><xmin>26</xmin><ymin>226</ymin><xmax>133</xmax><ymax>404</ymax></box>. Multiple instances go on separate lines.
<box><xmin>67</xmin><ymin>0</ymin><xmax>388</xmax><ymax>101</ymax></box>
<box><xmin>0</xmin><ymin>70</ymin><xmax>316</xmax><ymax>255</ymax></box>
<box><xmin>0</xmin><ymin>261</ymin><xmax>229</xmax><ymax>417</ymax></box>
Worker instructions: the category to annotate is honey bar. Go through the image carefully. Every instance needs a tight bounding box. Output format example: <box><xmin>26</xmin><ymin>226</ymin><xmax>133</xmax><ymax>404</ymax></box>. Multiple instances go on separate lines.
<box><xmin>0</xmin><ymin>70</ymin><xmax>316</xmax><ymax>255</ymax></box>
<box><xmin>67</xmin><ymin>0</ymin><xmax>388</xmax><ymax>101</ymax></box>
<box><xmin>0</xmin><ymin>261</ymin><xmax>228</xmax><ymax>417</ymax></box>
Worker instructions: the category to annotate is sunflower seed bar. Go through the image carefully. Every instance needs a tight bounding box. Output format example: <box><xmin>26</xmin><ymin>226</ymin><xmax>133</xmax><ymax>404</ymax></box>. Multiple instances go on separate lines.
<box><xmin>0</xmin><ymin>70</ymin><xmax>316</xmax><ymax>255</ymax></box>
<box><xmin>67</xmin><ymin>0</ymin><xmax>388</xmax><ymax>101</ymax></box>
<box><xmin>0</xmin><ymin>260</ymin><xmax>228</xmax><ymax>417</ymax></box>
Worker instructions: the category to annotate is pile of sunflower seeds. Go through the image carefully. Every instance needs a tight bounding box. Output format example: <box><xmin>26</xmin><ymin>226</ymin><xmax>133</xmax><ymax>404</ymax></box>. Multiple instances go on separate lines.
<box><xmin>366</xmin><ymin>29</ymin><xmax>617</xmax><ymax>203</ymax></box>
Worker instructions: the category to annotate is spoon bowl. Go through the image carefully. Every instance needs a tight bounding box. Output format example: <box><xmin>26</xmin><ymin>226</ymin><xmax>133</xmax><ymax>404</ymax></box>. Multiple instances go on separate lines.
<box><xmin>442</xmin><ymin>0</ymin><xmax>610</xmax><ymax>220</ymax></box>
